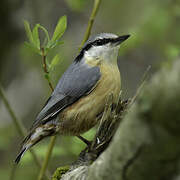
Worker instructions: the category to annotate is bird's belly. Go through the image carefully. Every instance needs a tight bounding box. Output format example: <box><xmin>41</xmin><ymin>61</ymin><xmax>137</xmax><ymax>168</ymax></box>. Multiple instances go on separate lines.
<box><xmin>58</xmin><ymin>63</ymin><xmax>121</xmax><ymax>135</ymax></box>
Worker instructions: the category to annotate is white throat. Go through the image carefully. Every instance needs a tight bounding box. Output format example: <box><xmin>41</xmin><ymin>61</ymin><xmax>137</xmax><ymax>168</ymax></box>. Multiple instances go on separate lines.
<box><xmin>84</xmin><ymin>45</ymin><xmax>120</xmax><ymax>64</ymax></box>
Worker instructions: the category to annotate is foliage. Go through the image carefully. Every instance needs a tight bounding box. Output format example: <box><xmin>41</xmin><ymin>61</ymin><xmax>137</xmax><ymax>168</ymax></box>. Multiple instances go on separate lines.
<box><xmin>24</xmin><ymin>16</ymin><xmax>67</xmax><ymax>82</ymax></box>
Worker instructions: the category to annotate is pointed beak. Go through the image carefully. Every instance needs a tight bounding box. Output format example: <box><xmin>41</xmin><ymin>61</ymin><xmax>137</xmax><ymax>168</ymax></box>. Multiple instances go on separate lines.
<box><xmin>113</xmin><ymin>34</ymin><xmax>130</xmax><ymax>46</ymax></box>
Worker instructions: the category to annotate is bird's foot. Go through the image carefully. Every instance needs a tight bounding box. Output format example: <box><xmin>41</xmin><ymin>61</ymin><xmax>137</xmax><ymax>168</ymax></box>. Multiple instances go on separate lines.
<box><xmin>77</xmin><ymin>135</ymin><xmax>92</xmax><ymax>148</ymax></box>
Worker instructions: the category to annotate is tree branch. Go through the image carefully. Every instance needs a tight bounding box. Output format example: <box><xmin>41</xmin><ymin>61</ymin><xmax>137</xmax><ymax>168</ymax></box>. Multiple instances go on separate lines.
<box><xmin>56</xmin><ymin>59</ymin><xmax>180</xmax><ymax>180</ymax></box>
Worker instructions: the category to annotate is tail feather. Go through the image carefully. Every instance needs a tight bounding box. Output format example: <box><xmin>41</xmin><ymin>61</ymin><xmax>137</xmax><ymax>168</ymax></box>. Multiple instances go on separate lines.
<box><xmin>15</xmin><ymin>125</ymin><xmax>56</xmax><ymax>164</ymax></box>
<box><xmin>15</xmin><ymin>147</ymin><xmax>28</xmax><ymax>164</ymax></box>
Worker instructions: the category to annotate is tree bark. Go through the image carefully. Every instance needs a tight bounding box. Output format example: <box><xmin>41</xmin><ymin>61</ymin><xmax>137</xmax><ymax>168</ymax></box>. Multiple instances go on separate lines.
<box><xmin>53</xmin><ymin>59</ymin><xmax>180</xmax><ymax>180</ymax></box>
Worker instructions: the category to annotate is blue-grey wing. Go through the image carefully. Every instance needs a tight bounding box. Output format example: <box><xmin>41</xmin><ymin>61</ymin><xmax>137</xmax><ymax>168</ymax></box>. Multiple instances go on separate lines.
<box><xmin>33</xmin><ymin>61</ymin><xmax>101</xmax><ymax>127</ymax></box>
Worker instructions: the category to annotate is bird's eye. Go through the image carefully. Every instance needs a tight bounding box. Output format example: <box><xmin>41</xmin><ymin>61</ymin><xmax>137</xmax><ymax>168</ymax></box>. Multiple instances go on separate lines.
<box><xmin>95</xmin><ymin>39</ymin><xmax>102</xmax><ymax>46</ymax></box>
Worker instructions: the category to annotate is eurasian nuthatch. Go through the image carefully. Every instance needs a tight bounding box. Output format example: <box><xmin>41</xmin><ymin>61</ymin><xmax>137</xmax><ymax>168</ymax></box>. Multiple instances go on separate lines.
<box><xmin>15</xmin><ymin>33</ymin><xmax>130</xmax><ymax>163</ymax></box>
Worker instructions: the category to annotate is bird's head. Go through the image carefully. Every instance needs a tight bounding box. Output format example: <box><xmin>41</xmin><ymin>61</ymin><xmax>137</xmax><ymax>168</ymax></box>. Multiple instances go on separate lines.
<box><xmin>75</xmin><ymin>33</ymin><xmax>130</xmax><ymax>63</ymax></box>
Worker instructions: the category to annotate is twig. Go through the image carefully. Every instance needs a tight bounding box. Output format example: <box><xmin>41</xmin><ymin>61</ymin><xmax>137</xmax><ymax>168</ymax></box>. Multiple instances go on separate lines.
<box><xmin>79</xmin><ymin>0</ymin><xmax>102</xmax><ymax>50</ymax></box>
<box><xmin>38</xmin><ymin>48</ymin><xmax>55</xmax><ymax>180</ymax></box>
<box><xmin>38</xmin><ymin>136</ymin><xmax>57</xmax><ymax>180</ymax></box>
<box><xmin>39</xmin><ymin>1</ymin><xmax>102</xmax><ymax>179</ymax></box>
<box><xmin>0</xmin><ymin>83</ymin><xmax>51</xmax><ymax>180</ymax></box>
<box><xmin>41</xmin><ymin>47</ymin><xmax>54</xmax><ymax>91</ymax></box>
<box><xmin>129</xmin><ymin>65</ymin><xmax>151</xmax><ymax>107</ymax></box>
<box><xmin>9</xmin><ymin>164</ymin><xmax>17</xmax><ymax>180</ymax></box>
<box><xmin>0</xmin><ymin>84</ymin><xmax>26</xmax><ymax>136</ymax></box>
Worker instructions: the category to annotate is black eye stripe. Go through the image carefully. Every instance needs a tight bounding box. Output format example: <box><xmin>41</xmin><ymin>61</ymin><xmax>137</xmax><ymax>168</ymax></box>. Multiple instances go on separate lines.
<box><xmin>75</xmin><ymin>38</ymin><xmax>115</xmax><ymax>62</ymax></box>
<box><xmin>93</xmin><ymin>38</ymin><xmax>112</xmax><ymax>46</ymax></box>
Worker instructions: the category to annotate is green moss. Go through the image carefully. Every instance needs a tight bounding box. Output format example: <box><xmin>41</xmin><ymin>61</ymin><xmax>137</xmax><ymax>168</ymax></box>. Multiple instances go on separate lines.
<box><xmin>52</xmin><ymin>166</ymin><xmax>70</xmax><ymax>180</ymax></box>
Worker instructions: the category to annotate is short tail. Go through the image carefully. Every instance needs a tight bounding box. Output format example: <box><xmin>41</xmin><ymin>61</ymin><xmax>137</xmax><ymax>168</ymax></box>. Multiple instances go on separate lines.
<box><xmin>15</xmin><ymin>125</ymin><xmax>56</xmax><ymax>164</ymax></box>
<box><xmin>15</xmin><ymin>144</ymin><xmax>31</xmax><ymax>164</ymax></box>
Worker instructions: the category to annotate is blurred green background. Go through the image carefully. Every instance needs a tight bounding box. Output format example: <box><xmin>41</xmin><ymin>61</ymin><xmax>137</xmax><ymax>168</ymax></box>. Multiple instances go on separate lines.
<box><xmin>0</xmin><ymin>0</ymin><xmax>180</xmax><ymax>179</ymax></box>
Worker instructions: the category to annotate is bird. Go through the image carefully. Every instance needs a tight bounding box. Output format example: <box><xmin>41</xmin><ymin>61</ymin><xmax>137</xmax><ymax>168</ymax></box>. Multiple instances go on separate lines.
<box><xmin>15</xmin><ymin>33</ymin><xmax>130</xmax><ymax>163</ymax></box>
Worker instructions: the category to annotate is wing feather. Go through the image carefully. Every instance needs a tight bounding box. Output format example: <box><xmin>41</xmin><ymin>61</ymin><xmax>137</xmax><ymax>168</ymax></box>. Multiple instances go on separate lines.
<box><xmin>32</xmin><ymin>61</ymin><xmax>101</xmax><ymax>128</ymax></box>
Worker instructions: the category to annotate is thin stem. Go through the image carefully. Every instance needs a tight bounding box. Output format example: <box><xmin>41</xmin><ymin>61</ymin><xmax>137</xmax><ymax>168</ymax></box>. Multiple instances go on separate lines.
<box><xmin>41</xmin><ymin>48</ymin><xmax>48</xmax><ymax>74</ymax></box>
<box><xmin>38</xmin><ymin>48</ymin><xmax>55</xmax><ymax>180</ymax></box>
<box><xmin>129</xmin><ymin>65</ymin><xmax>151</xmax><ymax>107</ymax></box>
<box><xmin>48</xmin><ymin>79</ymin><xmax>54</xmax><ymax>92</ymax></box>
<box><xmin>41</xmin><ymin>47</ymin><xmax>54</xmax><ymax>91</ymax></box>
<box><xmin>79</xmin><ymin>0</ymin><xmax>102</xmax><ymax>50</ymax></box>
<box><xmin>0</xmin><ymin>85</ymin><xmax>26</xmax><ymax>136</ymax></box>
<box><xmin>38</xmin><ymin>136</ymin><xmax>56</xmax><ymax>180</ymax></box>
<box><xmin>9</xmin><ymin>164</ymin><xmax>17</xmax><ymax>180</ymax></box>
<box><xmin>0</xmin><ymin>83</ymin><xmax>51</xmax><ymax>180</ymax></box>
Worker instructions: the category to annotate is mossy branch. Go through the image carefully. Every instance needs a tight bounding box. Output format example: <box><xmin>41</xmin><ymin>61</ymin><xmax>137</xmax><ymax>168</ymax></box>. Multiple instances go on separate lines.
<box><xmin>51</xmin><ymin>92</ymin><xmax>130</xmax><ymax>180</ymax></box>
<box><xmin>55</xmin><ymin>59</ymin><xmax>180</xmax><ymax>180</ymax></box>
<box><xmin>0</xmin><ymin>83</ymin><xmax>51</xmax><ymax>180</ymax></box>
<box><xmin>52</xmin><ymin>166</ymin><xmax>70</xmax><ymax>180</ymax></box>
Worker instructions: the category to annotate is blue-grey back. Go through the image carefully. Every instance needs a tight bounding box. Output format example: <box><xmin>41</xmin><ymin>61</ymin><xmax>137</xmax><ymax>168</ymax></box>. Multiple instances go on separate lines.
<box><xmin>33</xmin><ymin>60</ymin><xmax>101</xmax><ymax>127</ymax></box>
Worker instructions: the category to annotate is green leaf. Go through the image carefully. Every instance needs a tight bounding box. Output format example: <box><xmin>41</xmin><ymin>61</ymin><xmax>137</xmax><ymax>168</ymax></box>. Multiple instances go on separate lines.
<box><xmin>51</xmin><ymin>15</ymin><xmax>67</xmax><ymax>42</ymax></box>
<box><xmin>49</xmin><ymin>54</ymin><xmax>61</xmax><ymax>70</ymax></box>
<box><xmin>23</xmin><ymin>19</ymin><xmax>66</xmax><ymax>57</ymax></box>
<box><xmin>24</xmin><ymin>20</ymin><xmax>34</xmax><ymax>44</ymax></box>
<box><xmin>24</xmin><ymin>42</ymin><xmax>41</xmax><ymax>55</ymax></box>
<box><xmin>32</xmin><ymin>24</ymin><xmax>40</xmax><ymax>49</ymax></box>
<box><xmin>38</xmin><ymin>24</ymin><xmax>50</xmax><ymax>42</ymax></box>
<box><xmin>47</xmin><ymin>40</ymin><xmax>64</xmax><ymax>49</ymax></box>
<box><xmin>52</xmin><ymin>40</ymin><xmax>64</xmax><ymax>48</ymax></box>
